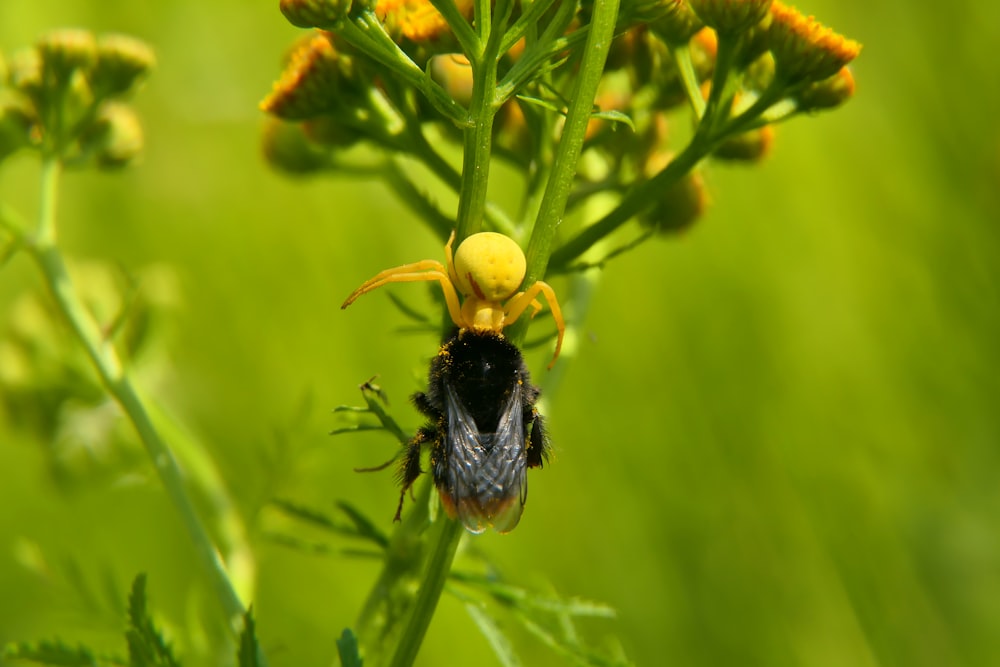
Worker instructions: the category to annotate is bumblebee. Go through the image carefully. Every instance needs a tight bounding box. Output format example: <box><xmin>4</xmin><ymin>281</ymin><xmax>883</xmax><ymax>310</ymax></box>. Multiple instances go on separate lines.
<box><xmin>342</xmin><ymin>232</ymin><xmax>565</xmax><ymax>533</ymax></box>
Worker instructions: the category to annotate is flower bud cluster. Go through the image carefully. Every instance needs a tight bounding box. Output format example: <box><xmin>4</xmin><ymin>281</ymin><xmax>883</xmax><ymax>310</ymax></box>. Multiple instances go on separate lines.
<box><xmin>261</xmin><ymin>0</ymin><xmax>860</xmax><ymax>237</ymax></box>
<box><xmin>0</xmin><ymin>28</ymin><xmax>154</xmax><ymax>168</ymax></box>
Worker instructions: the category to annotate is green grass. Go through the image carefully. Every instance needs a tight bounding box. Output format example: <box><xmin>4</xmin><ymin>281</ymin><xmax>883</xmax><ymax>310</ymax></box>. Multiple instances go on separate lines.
<box><xmin>2</xmin><ymin>1</ymin><xmax>999</xmax><ymax>666</ymax></box>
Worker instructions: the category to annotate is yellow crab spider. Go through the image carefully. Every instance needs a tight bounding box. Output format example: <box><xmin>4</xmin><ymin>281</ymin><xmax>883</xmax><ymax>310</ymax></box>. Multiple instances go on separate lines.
<box><xmin>341</xmin><ymin>231</ymin><xmax>565</xmax><ymax>368</ymax></box>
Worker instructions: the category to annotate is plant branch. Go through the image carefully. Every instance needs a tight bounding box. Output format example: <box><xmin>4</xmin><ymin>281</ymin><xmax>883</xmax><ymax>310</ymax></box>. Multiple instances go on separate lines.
<box><xmin>548</xmin><ymin>136</ymin><xmax>709</xmax><ymax>272</ymax></box>
<box><xmin>387</xmin><ymin>516</ymin><xmax>465</xmax><ymax>667</ymax></box>
<box><xmin>453</xmin><ymin>0</ymin><xmax>513</xmax><ymax>242</ymax></box>
<box><xmin>23</xmin><ymin>158</ymin><xmax>264</xmax><ymax>663</ymax></box>
<box><xmin>520</xmin><ymin>0</ymin><xmax>620</xmax><ymax>297</ymax></box>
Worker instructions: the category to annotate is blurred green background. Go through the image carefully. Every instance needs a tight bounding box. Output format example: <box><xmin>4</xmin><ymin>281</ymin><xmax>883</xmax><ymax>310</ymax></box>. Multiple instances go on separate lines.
<box><xmin>2</xmin><ymin>1</ymin><xmax>999</xmax><ymax>665</ymax></box>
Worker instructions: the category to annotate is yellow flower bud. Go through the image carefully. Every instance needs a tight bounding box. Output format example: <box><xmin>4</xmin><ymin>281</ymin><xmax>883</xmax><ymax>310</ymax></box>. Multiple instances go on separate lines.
<box><xmin>0</xmin><ymin>98</ymin><xmax>36</xmax><ymax>162</ymax></box>
<box><xmin>92</xmin><ymin>34</ymin><xmax>156</xmax><ymax>97</ymax></box>
<box><xmin>641</xmin><ymin>150</ymin><xmax>709</xmax><ymax>233</ymax></box>
<box><xmin>688</xmin><ymin>0</ymin><xmax>772</xmax><ymax>35</ymax></box>
<box><xmin>649</xmin><ymin>0</ymin><xmax>704</xmax><ymax>45</ymax></box>
<box><xmin>713</xmin><ymin>124</ymin><xmax>773</xmax><ymax>161</ymax></box>
<box><xmin>261</xmin><ymin>117</ymin><xmax>332</xmax><ymax>174</ymax></box>
<box><xmin>280</xmin><ymin>0</ymin><xmax>352</xmax><ymax>29</ymax></box>
<box><xmin>83</xmin><ymin>102</ymin><xmax>144</xmax><ymax>169</ymax></box>
<box><xmin>795</xmin><ymin>66</ymin><xmax>855</xmax><ymax>111</ymax></box>
<box><xmin>430</xmin><ymin>54</ymin><xmax>473</xmax><ymax>107</ymax></box>
<box><xmin>36</xmin><ymin>28</ymin><xmax>97</xmax><ymax>80</ymax></box>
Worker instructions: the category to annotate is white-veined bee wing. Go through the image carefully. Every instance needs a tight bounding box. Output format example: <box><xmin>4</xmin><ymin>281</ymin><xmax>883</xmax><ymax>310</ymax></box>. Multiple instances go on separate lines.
<box><xmin>441</xmin><ymin>381</ymin><xmax>528</xmax><ymax>534</ymax></box>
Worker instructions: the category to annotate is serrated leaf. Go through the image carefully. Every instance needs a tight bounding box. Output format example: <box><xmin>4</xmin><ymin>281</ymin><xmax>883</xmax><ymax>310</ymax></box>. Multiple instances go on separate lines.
<box><xmin>336</xmin><ymin>501</ymin><xmax>389</xmax><ymax>549</ymax></box>
<box><xmin>237</xmin><ymin>608</ymin><xmax>260</xmax><ymax>667</ymax></box>
<box><xmin>126</xmin><ymin>574</ymin><xmax>181</xmax><ymax>667</ymax></box>
<box><xmin>269</xmin><ymin>499</ymin><xmax>389</xmax><ymax>552</ymax></box>
<box><xmin>514</xmin><ymin>613</ymin><xmax>629</xmax><ymax>667</ymax></box>
<box><xmin>3</xmin><ymin>639</ymin><xmax>99</xmax><ymax>666</ymax></box>
<box><xmin>335</xmin><ymin>628</ymin><xmax>363</xmax><ymax>667</ymax></box>
<box><xmin>450</xmin><ymin>572</ymin><xmax>616</xmax><ymax>617</ymax></box>
<box><xmin>464</xmin><ymin>603</ymin><xmax>522</xmax><ymax>667</ymax></box>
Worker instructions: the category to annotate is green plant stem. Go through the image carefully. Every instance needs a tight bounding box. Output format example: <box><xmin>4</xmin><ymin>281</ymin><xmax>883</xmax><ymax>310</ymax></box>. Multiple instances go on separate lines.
<box><xmin>518</xmin><ymin>0</ymin><xmax>620</xmax><ymax>305</ymax></box>
<box><xmin>671</xmin><ymin>43</ymin><xmax>706</xmax><ymax>118</ymax></box>
<box><xmin>25</xmin><ymin>158</ymin><xmax>264</xmax><ymax>663</ymax></box>
<box><xmin>548</xmin><ymin>137</ymin><xmax>707</xmax><ymax>272</ymax></box>
<box><xmin>454</xmin><ymin>0</ymin><xmax>510</xmax><ymax>242</ymax></box>
<box><xmin>387</xmin><ymin>516</ymin><xmax>465</xmax><ymax>667</ymax></box>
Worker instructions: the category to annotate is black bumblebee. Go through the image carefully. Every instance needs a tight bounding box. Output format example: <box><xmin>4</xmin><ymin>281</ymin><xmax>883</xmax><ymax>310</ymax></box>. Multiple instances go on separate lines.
<box><xmin>342</xmin><ymin>231</ymin><xmax>565</xmax><ymax>532</ymax></box>
<box><xmin>399</xmin><ymin>329</ymin><xmax>548</xmax><ymax>533</ymax></box>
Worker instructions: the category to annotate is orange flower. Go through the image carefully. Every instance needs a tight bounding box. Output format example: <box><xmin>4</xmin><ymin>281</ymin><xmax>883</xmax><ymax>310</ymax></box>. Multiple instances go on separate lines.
<box><xmin>377</xmin><ymin>0</ymin><xmax>473</xmax><ymax>43</ymax></box>
<box><xmin>261</xmin><ymin>33</ymin><xmax>343</xmax><ymax>120</ymax></box>
<box><xmin>768</xmin><ymin>1</ymin><xmax>861</xmax><ymax>83</ymax></box>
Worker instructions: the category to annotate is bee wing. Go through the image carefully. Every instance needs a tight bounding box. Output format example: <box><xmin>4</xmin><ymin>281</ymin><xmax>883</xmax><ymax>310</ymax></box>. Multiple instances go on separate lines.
<box><xmin>442</xmin><ymin>381</ymin><xmax>527</xmax><ymax>534</ymax></box>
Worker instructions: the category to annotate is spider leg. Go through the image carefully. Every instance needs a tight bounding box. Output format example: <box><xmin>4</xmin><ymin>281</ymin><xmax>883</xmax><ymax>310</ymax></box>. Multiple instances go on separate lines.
<box><xmin>504</xmin><ymin>280</ymin><xmax>565</xmax><ymax>368</ymax></box>
<box><xmin>444</xmin><ymin>230</ymin><xmax>460</xmax><ymax>287</ymax></box>
<box><xmin>341</xmin><ymin>262</ymin><xmax>466</xmax><ymax>330</ymax></box>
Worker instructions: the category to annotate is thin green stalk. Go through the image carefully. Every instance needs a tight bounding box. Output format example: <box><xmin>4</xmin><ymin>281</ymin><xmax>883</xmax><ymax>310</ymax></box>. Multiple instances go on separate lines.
<box><xmin>671</xmin><ymin>43</ymin><xmax>707</xmax><ymax>118</ymax></box>
<box><xmin>406</xmin><ymin>128</ymin><xmax>517</xmax><ymax>238</ymax></box>
<box><xmin>387</xmin><ymin>516</ymin><xmax>465</xmax><ymax>667</ymax></box>
<box><xmin>698</xmin><ymin>32</ymin><xmax>743</xmax><ymax>138</ymax></box>
<box><xmin>548</xmin><ymin>136</ymin><xmax>709</xmax><ymax>272</ymax></box>
<box><xmin>454</xmin><ymin>0</ymin><xmax>512</xmax><ymax>242</ymax></box>
<box><xmin>520</xmin><ymin>0</ymin><xmax>621</xmax><ymax>295</ymax></box>
<box><xmin>428</xmin><ymin>0</ymin><xmax>481</xmax><ymax>58</ymax></box>
<box><xmin>26</xmin><ymin>158</ymin><xmax>264</xmax><ymax>663</ymax></box>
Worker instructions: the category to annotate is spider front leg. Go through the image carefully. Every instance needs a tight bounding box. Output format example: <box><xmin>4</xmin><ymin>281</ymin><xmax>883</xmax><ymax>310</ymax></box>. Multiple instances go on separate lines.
<box><xmin>504</xmin><ymin>280</ymin><xmax>566</xmax><ymax>368</ymax></box>
<box><xmin>340</xmin><ymin>260</ymin><xmax>466</xmax><ymax>330</ymax></box>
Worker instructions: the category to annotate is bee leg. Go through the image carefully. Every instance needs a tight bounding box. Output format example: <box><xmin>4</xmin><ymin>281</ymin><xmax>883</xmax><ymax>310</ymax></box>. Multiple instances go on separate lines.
<box><xmin>411</xmin><ymin>391</ymin><xmax>436</xmax><ymax>418</ymax></box>
<box><xmin>394</xmin><ymin>425</ymin><xmax>434</xmax><ymax>522</ymax></box>
<box><xmin>525</xmin><ymin>409</ymin><xmax>549</xmax><ymax>468</ymax></box>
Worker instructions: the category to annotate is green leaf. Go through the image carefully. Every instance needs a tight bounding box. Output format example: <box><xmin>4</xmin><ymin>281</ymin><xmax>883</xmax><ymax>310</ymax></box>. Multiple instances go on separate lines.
<box><xmin>450</xmin><ymin>572</ymin><xmax>617</xmax><ymax>618</ymax></box>
<box><xmin>336</xmin><ymin>501</ymin><xmax>390</xmax><ymax>549</ymax></box>
<box><xmin>515</xmin><ymin>94</ymin><xmax>565</xmax><ymax>115</ymax></box>
<box><xmin>512</xmin><ymin>97</ymin><xmax>634</xmax><ymax>131</ymax></box>
<box><xmin>514</xmin><ymin>612</ymin><xmax>631</xmax><ymax>667</ymax></box>
<box><xmin>335</xmin><ymin>628</ymin><xmax>363</xmax><ymax>667</ymax></box>
<box><xmin>3</xmin><ymin>639</ymin><xmax>99</xmax><ymax>666</ymax></box>
<box><xmin>464</xmin><ymin>603</ymin><xmax>522</xmax><ymax>667</ymax></box>
<box><xmin>589</xmin><ymin>110</ymin><xmax>635</xmax><ymax>132</ymax></box>
<box><xmin>125</xmin><ymin>574</ymin><xmax>181</xmax><ymax>667</ymax></box>
<box><xmin>237</xmin><ymin>608</ymin><xmax>261</xmax><ymax>667</ymax></box>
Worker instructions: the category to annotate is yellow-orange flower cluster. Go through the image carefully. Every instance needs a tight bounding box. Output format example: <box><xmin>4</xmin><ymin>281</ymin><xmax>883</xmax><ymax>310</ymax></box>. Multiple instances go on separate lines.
<box><xmin>377</xmin><ymin>0</ymin><xmax>473</xmax><ymax>43</ymax></box>
<box><xmin>260</xmin><ymin>33</ymin><xmax>343</xmax><ymax>120</ymax></box>
<box><xmin>768</xmin><ymin>1</ymin><xmax>861</xmax><ymax>83</ymax></box>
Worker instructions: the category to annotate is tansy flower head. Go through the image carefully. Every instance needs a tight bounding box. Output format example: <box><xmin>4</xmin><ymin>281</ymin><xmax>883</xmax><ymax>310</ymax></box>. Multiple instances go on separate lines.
<box><xmin>377</xmin><ymin>0</ymin><xmax>473</xmax><ymax>44</ymax></box>
<box><xmin>36</xmin><ymin>28</ymin><xmax>97</xmax><ymax>80</ymax></box>
<box><xmin>91</xmin><ymin>34</ymin><xmax>156</xmax><ymax>97</ymax></box>
<box><xmin>650</xmin><ymin>0</ymin><xmax>704</xmax><ymax>45</ymax></box>
<box><xmin>280</xmin><ymin>0</ymin><xmax>352</xmax><ymax>29</ymax></box>
<box><xmin>688</xmin><ymin>0</ymin><xmax>772</xmax><ymax>36</ymax></box>
<box><xmin>768</xmin><ymin>1</ymin><xmax>861</xmax><ymax>84</ymax></box>
<box><xmin>261</xmin><ymin>33</ymin><xmax>355</xmax><ymax>120</ymax></box>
